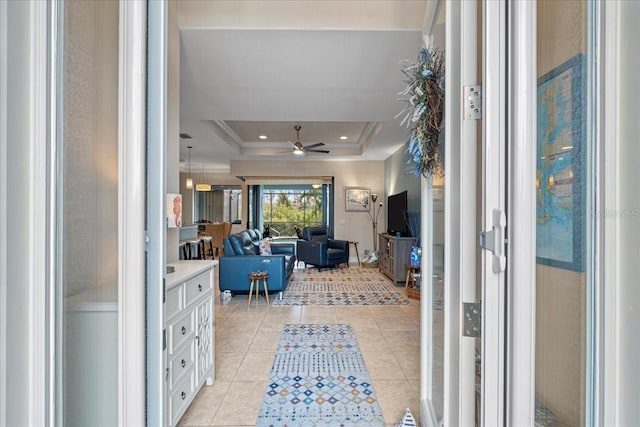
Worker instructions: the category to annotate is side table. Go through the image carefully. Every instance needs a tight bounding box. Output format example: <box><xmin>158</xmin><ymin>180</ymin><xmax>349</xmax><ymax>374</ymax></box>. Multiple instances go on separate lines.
<box><xmin>248</xmin><ymin>272</ymin><xmax>270</xmax><ymax>306</ymax></box>
<box><xmin>349</xmin><ymin>241</ymin><xmax>361</xmax><ymax>267</ymax></box>
<box><xmin>404</xmin><ymin>263</ymin><xmax>421</xmax><ymax>289</ymax></box>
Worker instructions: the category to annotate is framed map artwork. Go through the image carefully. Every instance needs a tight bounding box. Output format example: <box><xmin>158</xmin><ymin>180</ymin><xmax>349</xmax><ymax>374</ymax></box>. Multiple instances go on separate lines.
<box><xmin>536</xmin><ymin>54</ymin><xmax>585</xmax><ymax>272</ymax></box>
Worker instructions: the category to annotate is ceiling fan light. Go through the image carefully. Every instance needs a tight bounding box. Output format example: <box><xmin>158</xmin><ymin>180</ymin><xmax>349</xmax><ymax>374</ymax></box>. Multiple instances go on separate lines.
<box><xmin>293</xmin><ymin>148</ymin><xmax>305</xmax><ymax>156</ymax></box>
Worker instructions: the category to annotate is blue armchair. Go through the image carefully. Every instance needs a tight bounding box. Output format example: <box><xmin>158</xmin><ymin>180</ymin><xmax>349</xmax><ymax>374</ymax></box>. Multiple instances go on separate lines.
<box><xmin>296</xmin><ymin>226</ymin><xmax>349</xmax><ymax>270</ymax></box>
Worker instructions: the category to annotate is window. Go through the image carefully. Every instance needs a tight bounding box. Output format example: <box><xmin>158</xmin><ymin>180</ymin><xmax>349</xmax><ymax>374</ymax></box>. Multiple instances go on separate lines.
<box><xmin>262</xmin><ymin>185</ymin><xmax>325</xmax><ymax>236</ymax></box>
<box><xmin>248</xmin><ymin>179</ymin><xmax>334</xmax><ymax>237</ymax></box>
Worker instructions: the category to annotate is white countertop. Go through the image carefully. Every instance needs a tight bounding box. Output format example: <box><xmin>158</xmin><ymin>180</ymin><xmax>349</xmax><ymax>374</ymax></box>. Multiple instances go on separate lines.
<box><xmin>65</xmin><ymin>260</ymin><xmax>217</xmax><ymax>311</ymax></box>
<box><xmin>65</xmin><ymin>285</ymin><xmax>118</xmax><ymax>312</ymax></box>
<box><xmin>166</xmin><ymin>260</ymin><xmax>217</xmax><ymax>290</ymax></box>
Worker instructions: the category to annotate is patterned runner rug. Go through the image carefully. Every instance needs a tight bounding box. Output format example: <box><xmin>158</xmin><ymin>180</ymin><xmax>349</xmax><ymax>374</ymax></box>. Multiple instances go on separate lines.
<box><xmin>256</xmin><ymin>324</ymin><xmax>385</xmax><ymax>427</ymax></box>
<box><xmin>273</xmin><ymin>267</ymin><xmax>409</xmax><ymax>305</ymax></box>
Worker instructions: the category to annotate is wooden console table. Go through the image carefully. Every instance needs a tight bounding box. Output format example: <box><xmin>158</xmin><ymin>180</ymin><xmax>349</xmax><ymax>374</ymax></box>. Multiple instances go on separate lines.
<box><xmin>378</xmin><ymin>233</ymin><xmax>417</xmax><ymax>282</ymax></box>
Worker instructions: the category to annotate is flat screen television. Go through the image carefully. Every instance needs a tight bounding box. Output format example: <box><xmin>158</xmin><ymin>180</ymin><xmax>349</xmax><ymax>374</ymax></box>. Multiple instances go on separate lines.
<box><xmin>386</xmin><ymin>190</ymin><xmax>408</xmax><ymax>236</ymax></box>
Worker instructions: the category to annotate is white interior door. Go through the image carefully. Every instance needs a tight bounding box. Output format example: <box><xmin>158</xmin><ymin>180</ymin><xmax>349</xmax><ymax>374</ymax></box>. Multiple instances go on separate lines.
<box><xmin>431</xmin><ymin>0</ymin><xmax>508</xmax><ymax>424</ymax></box>
<box><xmin>479</xmin><ymin>1</ymin><xmax>507</xmax><ymax>425</ymax></box>
<box><xmin>480</xmin><ymin>1</ymin><xmax>537</xmax><ymax>425</ymax></box>
<box><xmin>444</xmin><ymin>1</ymin><xmax>512</xmax><ymax>425</ymax></box>
<box><xmin>441</xmin><ymin>0</ymin><xmax>483</xmax><ymax>425</ymax></box>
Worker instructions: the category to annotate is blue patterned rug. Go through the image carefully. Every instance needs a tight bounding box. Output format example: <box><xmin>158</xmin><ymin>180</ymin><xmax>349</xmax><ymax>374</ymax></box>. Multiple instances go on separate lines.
<box><xmin>256</xmin><ymin>324</ymin><xmax>385</xmax><ymax>427</ymax></box>
<box><xmin>272</xmin><ymin>268</ymin><xmax>409</xmax><ymax>306</ymax></box>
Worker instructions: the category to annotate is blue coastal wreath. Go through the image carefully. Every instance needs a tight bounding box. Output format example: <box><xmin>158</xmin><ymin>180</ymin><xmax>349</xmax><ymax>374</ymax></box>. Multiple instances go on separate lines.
<box><xmin>397</xmin><ymin>46</ymin><xmax>445</xmax><ymax>177</ymax></box>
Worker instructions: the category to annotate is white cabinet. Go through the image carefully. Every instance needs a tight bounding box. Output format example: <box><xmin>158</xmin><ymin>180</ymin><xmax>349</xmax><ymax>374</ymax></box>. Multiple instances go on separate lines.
<box><xmin>64</xmin><ymin>287</ymin><xmax>118</xmax><ymax>427</ymax></box>
<box><xmin>196</xmin><ymin>297</ymin><xmax>214</xmax><ymax>383</ymax></box>
<box><xmin>166</xmin><ymin>261</ymin><xmax>216</xmax><ymax>427</ymax></box>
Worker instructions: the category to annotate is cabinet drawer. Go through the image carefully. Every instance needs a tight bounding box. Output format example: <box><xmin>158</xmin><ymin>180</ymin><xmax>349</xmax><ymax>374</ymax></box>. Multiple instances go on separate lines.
<box><xmin>170</xmin><ymin>341</ymin><xmax>195</xmax><ymax>390</ymax></box>
<box><xmin>169</xmin><ymin>370</ymin><xmax>195</xmax><ymax>426</ymax></box>
<box><xmin>169</xmin><ymin>310</ymin><xmax>194</xmax><ymax>355</ymax></box>
<box><xmin>166</xmin><ymin>284</ymin><xmax>183</xmax><ymax>320</ymax></box>
<box><xmin>185</xmin><ymin>271</ymin><xmax>211</xmax><ymax>307</ymax></box>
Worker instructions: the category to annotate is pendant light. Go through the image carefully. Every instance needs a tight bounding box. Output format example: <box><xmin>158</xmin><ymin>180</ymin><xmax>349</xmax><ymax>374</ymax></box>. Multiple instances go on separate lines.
<box><xmin>195</xmin><ymin>162</ymin><xmax>211</xmax><ymax>192</ymax></box>
<box><xmin>185</xmin><ymin>146</ymin><xmax>193</xmax><ymax>189</ymax></box>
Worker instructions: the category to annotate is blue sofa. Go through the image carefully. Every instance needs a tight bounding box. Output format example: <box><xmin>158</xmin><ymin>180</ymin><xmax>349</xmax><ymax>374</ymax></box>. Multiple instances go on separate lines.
<box><xmin>218</xmin><ymin>229</ymin><xmax>296</xmax><ymax>296</ymax></box>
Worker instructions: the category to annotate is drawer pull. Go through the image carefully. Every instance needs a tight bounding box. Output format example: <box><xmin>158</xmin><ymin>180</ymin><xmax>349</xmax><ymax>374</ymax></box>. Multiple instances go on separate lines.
<box><xmin>181</xmin><ymin>326</ymin><xmax>186</xmax><ymax>335</ymax></box>
<box><xmin>181</xmin><ymin>391</ymin><xmax>186</xmax><ymax>400</ymax></box>
<box><xmin>181</xmin><ymin>359</ymin><xmax>186</xmax><ymax>368</ymax></box>
<box><xmin>198</xmin><ymin>284</ymin><xmax>202</xmax><ymax>292</ymax></box>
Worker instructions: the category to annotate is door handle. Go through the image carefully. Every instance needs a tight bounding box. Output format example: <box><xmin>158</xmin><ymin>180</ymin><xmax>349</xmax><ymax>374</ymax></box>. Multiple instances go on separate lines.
<box><xmin>479</xmin><ymin>209</ymin><xmax>507</xmax><ymax>273</ymax></box>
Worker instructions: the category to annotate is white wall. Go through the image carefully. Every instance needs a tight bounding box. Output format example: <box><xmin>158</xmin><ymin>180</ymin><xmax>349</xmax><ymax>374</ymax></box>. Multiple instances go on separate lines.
<box><xmin>230</xmin><ymin>159</ymin><xmax>385</xmax><ymax>253</ymax></box>
<box><xmin>616</xmin><ymin>2</ymin><xmax>640</xmax><ymax>423</ymax></box>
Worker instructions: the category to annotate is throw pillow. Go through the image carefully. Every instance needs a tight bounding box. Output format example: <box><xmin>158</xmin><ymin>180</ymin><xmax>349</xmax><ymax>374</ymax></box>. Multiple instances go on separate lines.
<box><xmin>259</xmin><ymin>238</ymin><xmax>272</xmax><ymax>255</ymax></box>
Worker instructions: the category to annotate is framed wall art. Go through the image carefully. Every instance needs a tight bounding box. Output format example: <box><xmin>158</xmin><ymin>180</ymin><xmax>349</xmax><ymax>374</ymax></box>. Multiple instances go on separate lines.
<box><xmin>344</xmin><ymin>187</ymin><xmax>370</xmax><ymax>212</ymax></box>
<box><xmin>536</xmin><ymin>53</ymin><xmax>586</xmax><ymax>272</ymax></box>
<box><xmin>166</xmin><ymin>193</ymin><xmax>182</xmax><ymax>228</ymax></box>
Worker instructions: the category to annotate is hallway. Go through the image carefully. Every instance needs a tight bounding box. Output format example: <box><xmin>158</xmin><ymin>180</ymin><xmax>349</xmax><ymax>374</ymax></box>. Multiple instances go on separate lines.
<box><xmin>177</xmin><ymin>269</ymin><xmax>422</xmax><ymax>426</ymax></box>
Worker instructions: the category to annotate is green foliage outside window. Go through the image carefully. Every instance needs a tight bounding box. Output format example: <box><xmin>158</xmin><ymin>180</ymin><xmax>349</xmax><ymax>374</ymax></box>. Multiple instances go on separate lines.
<box><xmin>263</xmin><ymin>188</ymin><xmax>324</xmax><ymax>236</ymax></box>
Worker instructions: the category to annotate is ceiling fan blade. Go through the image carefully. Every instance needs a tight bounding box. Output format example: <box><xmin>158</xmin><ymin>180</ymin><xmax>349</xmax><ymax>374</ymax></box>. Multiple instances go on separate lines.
<box><xmin>303</xmin><ymin>142</ymin><xmax>325</xmax><ymax>150</ymax></box>
<box><xmin>306</xmin><ymin>149</ymin><xmax>330</xmax><ymax>154</ymax></box>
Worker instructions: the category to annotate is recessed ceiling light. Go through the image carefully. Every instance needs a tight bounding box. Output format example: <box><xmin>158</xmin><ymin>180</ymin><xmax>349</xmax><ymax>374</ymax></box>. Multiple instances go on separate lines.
<box><xmin>259</xmin><ymin>135</ymin><xmax>268</xmax><ymax>140</ymax></box>
<box><xmin>339</xmin><ymin>136</ymin><xmax>348</xmax><ymax>140</ymax></box>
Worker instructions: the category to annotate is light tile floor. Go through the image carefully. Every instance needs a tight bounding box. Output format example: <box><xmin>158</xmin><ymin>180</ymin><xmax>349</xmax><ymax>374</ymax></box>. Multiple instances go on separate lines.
<box><xmin>178</xmin><ymin>267</ymin><xmax>421</xmax><ymax>427</ymax></box>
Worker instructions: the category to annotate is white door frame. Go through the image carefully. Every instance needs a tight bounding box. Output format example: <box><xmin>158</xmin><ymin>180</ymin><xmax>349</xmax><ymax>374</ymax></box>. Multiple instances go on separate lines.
<box><xmin>419</xmin><ymin>1</ymin><xmax>444</xmax><ymax>425</ymax></box>
<box><xmin>442</xmin><ymin>0</ymin><xmax>469</xmax><ymax>425</ymax></box>
<box><xmin>146</xmin><ymin>1</ymin><xmax>168</xmax><ymax>425</ymax></box>
<box><xmin>480</xmin><ymin>1</ymin><xmax>507</xmax><ymax>425</ymax></box>
<box><xmin>443</xmin><ymin>1</ymin><xmax>535</xmax><ymax>425</ymax></box>
<box><xmin>505</xmin><ymin>1</ymin><xmax>537</xmax><ymax>425</ymax></box>
<box><xmin>0</xmin><ymin>1</ymin><xmax>7</xmax><ymax>421</ymax></box>
<box><xmin>118</xmin><ymin>0</ymin><xmax>147</xmax><ymax>425</ymax></box>
<box><xmin>11</xmin><ymin>0</ymin><xmax>150</xmax><ymax>424</ymax></box>
<box><xmin>459</xmin><ymin>0</ymin><xmax>480</xmax><ymax>425</ymax></box>
<box><xmin>0</xmin><ymin>1</ymin><xmax>53</xmax><ymax>424</ymax></box>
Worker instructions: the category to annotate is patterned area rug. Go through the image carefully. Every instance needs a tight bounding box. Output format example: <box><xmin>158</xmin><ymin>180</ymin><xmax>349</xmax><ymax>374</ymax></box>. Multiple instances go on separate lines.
<box><xmin>256</xmin><ymin>324</ymin><xmax>385</xmax><ymax>427</ymax></box>
<box><xmin>273</xmin><ymin>267</ymin><xmax>409</xmax><ymax>305</ymax></box>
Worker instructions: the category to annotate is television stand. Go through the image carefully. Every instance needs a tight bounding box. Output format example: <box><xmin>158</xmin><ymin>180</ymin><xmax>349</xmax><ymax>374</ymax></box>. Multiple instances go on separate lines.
<box><xmin>378</xmin><ymin>233</ymin><xmax>417</xmax><ymax>282</ymax></box>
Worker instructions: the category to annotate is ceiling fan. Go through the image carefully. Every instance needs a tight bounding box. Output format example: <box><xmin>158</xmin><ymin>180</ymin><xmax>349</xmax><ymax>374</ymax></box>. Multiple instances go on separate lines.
<box><xmin>286</xmin><ymin>125</ymin><xmax>329</xmax><ymax>156</ymax></box>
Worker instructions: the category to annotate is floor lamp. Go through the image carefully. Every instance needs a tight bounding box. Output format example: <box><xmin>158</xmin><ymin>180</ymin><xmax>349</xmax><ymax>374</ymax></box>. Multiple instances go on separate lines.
<box><xmin>367</xmin><ymin>193</ymin><xmax>383</xmax><ymax>252</ymax></box>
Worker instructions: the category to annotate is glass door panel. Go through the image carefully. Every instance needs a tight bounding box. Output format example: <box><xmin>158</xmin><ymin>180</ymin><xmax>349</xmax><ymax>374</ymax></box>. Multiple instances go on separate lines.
<box><xmin>423</xmin><ymin>1</ymin><xmax>445</xmax><ymax>421</ymax></box>
<box><xmin>535</xmin><ymin>1</ymin><xmax>594</xmax><ymax>425</ymax></box>
<box><xmin>56</xmin><ymin>1</ymin><xmax>120</xmax><ymax>425</ymax></box>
